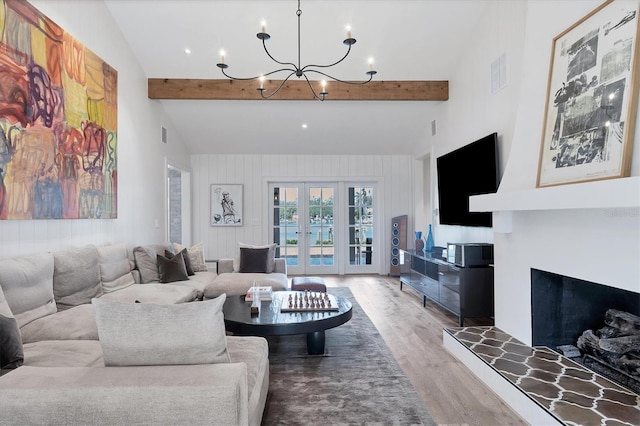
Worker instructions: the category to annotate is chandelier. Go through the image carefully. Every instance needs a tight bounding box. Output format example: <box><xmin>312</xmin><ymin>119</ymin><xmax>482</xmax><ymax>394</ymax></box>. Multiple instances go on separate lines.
<box><xmin>216</xmin><ymin>0</ymin><xmax>376</xmax><ymax>101</ymax></box>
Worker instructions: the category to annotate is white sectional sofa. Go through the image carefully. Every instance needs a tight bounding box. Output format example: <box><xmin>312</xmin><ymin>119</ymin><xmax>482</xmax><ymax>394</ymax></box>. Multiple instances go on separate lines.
<box><xmin>0</xmin><ymin>242</ymin><xmax>273</xmax><ymax>426</ymax></box>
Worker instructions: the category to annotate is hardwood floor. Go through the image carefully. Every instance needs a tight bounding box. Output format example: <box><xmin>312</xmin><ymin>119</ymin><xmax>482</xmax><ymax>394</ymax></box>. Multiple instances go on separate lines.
<box><xmin>319</xmin><ymin>274</ymin><xmax>527</xmax><ymax>426</ymax></box>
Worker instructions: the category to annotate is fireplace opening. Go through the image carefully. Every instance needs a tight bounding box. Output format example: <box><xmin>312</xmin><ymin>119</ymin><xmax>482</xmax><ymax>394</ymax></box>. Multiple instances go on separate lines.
<box><xmin>531</xmin><ymin>269</ymin><xmax>640</xmax><ymax>393</ymax></box>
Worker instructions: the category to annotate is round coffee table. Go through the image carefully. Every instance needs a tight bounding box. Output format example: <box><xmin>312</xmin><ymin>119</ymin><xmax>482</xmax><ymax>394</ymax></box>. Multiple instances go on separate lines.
<box><xmin>223</xmin><ymin>290</ymin><xmax>352</xmax><ymax>355</ymax></box>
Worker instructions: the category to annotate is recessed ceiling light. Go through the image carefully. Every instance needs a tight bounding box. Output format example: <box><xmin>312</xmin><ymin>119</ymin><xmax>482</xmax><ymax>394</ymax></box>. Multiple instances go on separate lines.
<box><xmin>301</xmin><ymin>124</ymin><xmax>308</xmax><ymax>129</ymax></box>
<box><xmin>184</xmin><ymin>48</ymin><xmax>191</xmax><ymax>55</ymax></box>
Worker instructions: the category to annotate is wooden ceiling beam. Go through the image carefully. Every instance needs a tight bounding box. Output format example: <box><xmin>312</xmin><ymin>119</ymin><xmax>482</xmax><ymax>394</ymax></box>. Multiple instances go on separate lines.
<box><xmin>148</xmin><ymin>79</ymin><xmax>448</xmax><ymax>101</ymax></box>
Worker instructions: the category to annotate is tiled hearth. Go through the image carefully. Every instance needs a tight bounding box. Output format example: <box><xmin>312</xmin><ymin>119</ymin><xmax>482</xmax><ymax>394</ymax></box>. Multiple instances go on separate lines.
<box><xmin>444</xmin><ymin>326</ymin><xmax>640</xmax><ymax>425</ymax></box>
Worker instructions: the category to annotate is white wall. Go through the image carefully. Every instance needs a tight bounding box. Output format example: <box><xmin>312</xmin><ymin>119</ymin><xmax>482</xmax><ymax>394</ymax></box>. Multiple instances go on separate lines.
<box><xmin>492</xmin><ymin>0</ymin><xmax>640</xmax><ymax>344</ymax></box>
<box><xmin>417</xmin><ymin>1</ymin><xmax>528</xmax><ymax>247</ymax></box>
<box><xmin>424</xmin><ymin>0</ymin><xmax>640</xmax><ymax>345</ymax></box>
<box><xmin>190</xmin><ymin>154</ymin><xmax>414</xmax><ymax>273</ymax></box>
<box><xmin>0</xmin><ymin>1</ymin><xmax>191</xmax><ymax>259</ymax></box>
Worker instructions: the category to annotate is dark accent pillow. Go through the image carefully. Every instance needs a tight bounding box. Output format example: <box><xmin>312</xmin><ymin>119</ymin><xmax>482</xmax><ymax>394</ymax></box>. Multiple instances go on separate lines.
<box><xmin>156</xmin><ymin>253</ymin><xmax>189</xmax><ymax>283</ymax></box>
<box><xmin>165</xmin><ymin>249</ymin><xmax>194</xmax><ymax>276</ymax></box>
<box><xmin>239</xmin><ymin>247</ymin><xmax>270</xmax><ymax>273</ymax></box>
<box><xmin>0</xmin><ymin>315</ymin><xmax>23</xmax><ymax>370</ymax></box>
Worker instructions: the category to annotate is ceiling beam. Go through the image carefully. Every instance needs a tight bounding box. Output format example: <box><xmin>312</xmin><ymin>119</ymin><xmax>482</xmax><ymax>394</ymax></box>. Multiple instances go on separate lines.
<box><xmin>148</xmin><ymin>79</ymin><xmax>448</xmax><ymax>101</ymax></box>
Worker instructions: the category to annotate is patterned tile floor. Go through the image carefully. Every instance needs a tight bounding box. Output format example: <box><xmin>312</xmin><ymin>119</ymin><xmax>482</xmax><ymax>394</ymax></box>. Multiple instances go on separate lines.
<box><xmin>445</xmin><ymin>326</ymin><xmax>640</xmax><ymax>426</ymax></box>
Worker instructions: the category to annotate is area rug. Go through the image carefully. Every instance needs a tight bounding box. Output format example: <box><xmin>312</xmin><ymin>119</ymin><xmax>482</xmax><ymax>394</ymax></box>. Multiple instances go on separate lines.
<box><xmin>261</xmin><ymin>287</ymin><xmax>437</xmax><ymax>425</ymax></box>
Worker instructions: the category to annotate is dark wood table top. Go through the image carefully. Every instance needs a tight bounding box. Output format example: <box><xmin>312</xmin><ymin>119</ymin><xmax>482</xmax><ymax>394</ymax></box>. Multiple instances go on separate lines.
<box><xmin>223</xmin><ymin>290</ymin><xmax>352</xmax><ymax>336</ymax></box>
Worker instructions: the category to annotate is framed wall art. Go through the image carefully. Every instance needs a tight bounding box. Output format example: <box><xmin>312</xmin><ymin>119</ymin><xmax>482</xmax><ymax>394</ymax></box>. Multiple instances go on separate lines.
<box><xmin>0</xmin><ymin>0</ymin><xmax>118</xmax><ymax>219</ymax></box>
<box><xmin>537</xmin><ymin>0</ymin><xmax>639</xmax><ymax>188</ymax></box>
<box><xmin>211</xmin><ymin>184</ymin><xmax>243</xmax><ymax>226</ymax></box>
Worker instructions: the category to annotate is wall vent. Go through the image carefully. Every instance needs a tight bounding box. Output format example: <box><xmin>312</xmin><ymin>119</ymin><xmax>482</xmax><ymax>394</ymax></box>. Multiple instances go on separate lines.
<box><xmin>491</xmin><ymin>52</ymin><xmax>508</xmax><ymax>94</ymax></box>
<box><xmin>161</xmin><ymin>126</ymin><xmax>168</xmax><ymax>144</ymax></box>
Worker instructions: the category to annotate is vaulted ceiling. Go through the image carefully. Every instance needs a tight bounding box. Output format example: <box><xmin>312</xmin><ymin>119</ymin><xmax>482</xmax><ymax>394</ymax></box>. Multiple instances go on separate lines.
<box><xmin>104</xmin><ymin>0</ymin><xmax>489</xmax><ymax>155</ymax></box>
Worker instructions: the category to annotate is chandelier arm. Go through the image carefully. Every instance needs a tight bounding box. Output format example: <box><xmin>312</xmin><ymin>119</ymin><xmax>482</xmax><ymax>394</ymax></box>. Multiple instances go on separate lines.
<box><xmin>220</xmin><ymin>67</ymin><xmax>262</xmax><ymax>81</ymax></box>
<box><xmin>220</xmin><ymin>66</ymin><xmax>297</xmax><ymax>81</ymax></box>
<box><xmin>303</xmin><ymin>69</ymin><xmax>374</xmax><ymax>85</ymax></box>
<box><xmin>262</xmin><ymin>38</ymin><xmax>299</xmax><ymax>70</ymax></box>
<box><xmin>259</xmin><ymin>71</ymin><xmax>298</xmax><ymax>99</ymax></box>
<box><xmin>300</xmin><ymin>43</ymin><xmax>353</xmax><ymax>71</ymax></box>
<box><xmin>302</xmin><ymin>73</ymin><xmax>326</xmax><ymax>101</ymax></box>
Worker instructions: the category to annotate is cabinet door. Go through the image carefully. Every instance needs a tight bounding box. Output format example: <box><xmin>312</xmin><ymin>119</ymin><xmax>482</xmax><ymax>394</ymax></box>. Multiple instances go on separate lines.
<box><xmin>438</xmin><ymin>264</ymin><xmax>460</xmax><ymax>314</ymax></box>
<box><xmin>460</xmin><ymin>267</ymin><xmax>494</xmax><ymax>318</ymax></box>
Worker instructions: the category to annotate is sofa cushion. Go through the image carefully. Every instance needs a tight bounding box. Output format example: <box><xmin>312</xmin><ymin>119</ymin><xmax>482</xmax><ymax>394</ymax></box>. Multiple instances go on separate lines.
<box><xmin>93</xmin><ymin>295</ymin><xmax>230</xmax><ymax>366</ymax></box>
<box><xmin>227</xmin><ymin>336</ymin><xmax>270</xmax><ymax>426</ymax></box>
<box><xmin>0</xmin><ymin>285</ymin><xmax>23</xmax><ymax>371</ymax></box>
<box><xmin>19</xmin><ymin>304</ymin><xmax>99</xmax><ymax>343</ymax></box>
<box><xmin>0</xmin><ymin>252</ymin><xmax>56</xmax><ymax>328</ymax></box>
<box><xmin>233</xmin><ymin>242</ymin><xmax>276</xmax><ymax>273</ymax></box>
<box><xmin>98</xmin><ymin>283</ymin><xmax>198</xmax><ymax>304</ymax></box>
<box><xmin>97</xmin><ymin>244</ymin><xmax>135</xmax><ymax>293</ymax></box>
<box><xmin>203</xmin><ymin>272</ymin><xmax>288</xmax><ymax>299</ymax></box>
<box><xmin>53</xmin><ymin>245</ymin><xmax>103</xmax><ymax>308</ymax></box>
<box><xmin>133</xmin><ymin>245</ymin><xmax>168</xmax><ymax>283</ymax></box>
<box><xmin>172</xmin><ymin>242</ymin><xmax>207</xmax><ymax>272</ymax></box>
<box><xmin>239</xmin><ymin>247</ymin><xmax>270</xmax><ymax>273</ymax></box>
<box><xmin>22</xmin><ymin>340</ymin><xmax>104</xmax><ymax>368</ymax></box>
<box><xmin>157</xmin><ymin>253</ymin><xmax>189</xmax><ymax>283</ymax></box>
<box><xmin>165</xmin><ymin>271</ymin><xmax>217</xmax><ymax>300</ymax></box>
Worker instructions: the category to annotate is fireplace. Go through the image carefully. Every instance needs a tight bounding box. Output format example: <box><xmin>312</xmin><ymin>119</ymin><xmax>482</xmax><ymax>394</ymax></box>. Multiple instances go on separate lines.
<box><xmin>531</xmin><ymin>269</ymin><xmax>640</xmax><ymax>392</ymax></box>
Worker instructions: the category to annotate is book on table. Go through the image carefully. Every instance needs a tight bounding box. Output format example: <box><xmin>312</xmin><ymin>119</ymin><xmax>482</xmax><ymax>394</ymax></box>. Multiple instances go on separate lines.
<box><xmin>245</xmin><ymin>286</ymin><xmax>273</xmax><ymax>301</ymax></box>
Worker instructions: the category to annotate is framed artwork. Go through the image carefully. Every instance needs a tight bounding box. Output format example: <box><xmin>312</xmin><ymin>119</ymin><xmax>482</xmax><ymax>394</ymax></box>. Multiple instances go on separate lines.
<box><xmin>211</xmin><ymin>184</ymin><xmax>243</xmax><ymax>226</ymax></box>
<box><xmin>0</xmin><ymin>0</ymin><xmax>118</xmax><ymax>219</ymax></box>
<box><xmin>537</xmin><ymin>0</ymin><xmax>639</xmax><ymax>188</ymax></box>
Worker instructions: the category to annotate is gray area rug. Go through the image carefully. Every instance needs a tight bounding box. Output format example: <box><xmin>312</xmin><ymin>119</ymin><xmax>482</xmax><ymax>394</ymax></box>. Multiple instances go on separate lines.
<box><xmin>261</xmin><ymin>287</ymin><xmax>437</xmax><ymax>426</ymax></box>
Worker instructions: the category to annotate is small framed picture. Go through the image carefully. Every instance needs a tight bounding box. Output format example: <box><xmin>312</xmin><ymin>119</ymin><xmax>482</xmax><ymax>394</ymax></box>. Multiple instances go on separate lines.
<box><xmin>210</xmin><ymin>184</ymin><xmax>243</xmax><ymax>226</ymax></box>
<box><xmin>537</xmin><ymin>0</ymin><xmax>639</xmax><ymax>188</ymax></box>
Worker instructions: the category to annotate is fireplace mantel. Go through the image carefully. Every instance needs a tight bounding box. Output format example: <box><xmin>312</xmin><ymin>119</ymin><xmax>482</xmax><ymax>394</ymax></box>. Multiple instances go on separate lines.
<box><xmin>470</xmin><ymin>176</ymin><xmax>639</xmax><ymax>212</ymax></box>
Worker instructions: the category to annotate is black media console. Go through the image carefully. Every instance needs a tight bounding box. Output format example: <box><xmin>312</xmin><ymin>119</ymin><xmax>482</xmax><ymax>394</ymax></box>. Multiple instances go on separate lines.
<box><xmin>399</xmin><ymin>249</ymin><xmax>494</xmax><ymax>326</ymax></box>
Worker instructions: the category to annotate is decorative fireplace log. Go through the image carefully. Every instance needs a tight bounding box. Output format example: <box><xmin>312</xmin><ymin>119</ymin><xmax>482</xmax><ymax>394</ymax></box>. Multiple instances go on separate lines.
<box><xmin>604</xmin><ymin>309</ymin><xmax>640</xmax><ymax>335</ymax></box>
<box><xmin>599</xmin><ymin>335</ymin><xmax>640</xmax><ymax>353</ymax></box>
<box><xmin>576</xmin><ymin>309</ymin><xmax>640</xmax><ymax>381</ymax></box>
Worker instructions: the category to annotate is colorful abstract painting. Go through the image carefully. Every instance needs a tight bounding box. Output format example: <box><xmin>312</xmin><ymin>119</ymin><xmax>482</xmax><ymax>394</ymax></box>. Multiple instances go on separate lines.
<box><xmin>0</xmin><ymin>0</ymin><xmax>117</xmax><ymax>219</ymax></box>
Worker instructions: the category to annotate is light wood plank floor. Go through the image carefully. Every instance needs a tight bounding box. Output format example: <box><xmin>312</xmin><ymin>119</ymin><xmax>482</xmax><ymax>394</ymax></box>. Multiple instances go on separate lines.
<box><xmin>318</xmin><ymin>274</ymin><xmax>527</xmax><ymax>426</ymax></box>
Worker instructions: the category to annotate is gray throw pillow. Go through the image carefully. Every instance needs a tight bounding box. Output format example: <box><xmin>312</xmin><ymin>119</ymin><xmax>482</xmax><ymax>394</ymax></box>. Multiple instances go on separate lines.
<box><xmin>172</xmin><ymin>242</ymin><xmax>207</xmax><ymax>272</ymax></box>
<box><xmin>0</xmin><ymin>285</ymin><xmax>23</xmax><ymax>370</ymax></box>
<box><xmin>0</xmin><ymin>252</ymin><xmax>56</xmax><ymax>328</ymax></box>
<box><xmin>157</xmin><ymin>253</ymin><xmax>189</xmax><ymax>283</ymax></box>
<box><xmin>234</xmin><ymin>242</ymin><xmax>276</xmax><ymax>273</ymax></box>
<box><xmin>53</xmin><ymin>245</ymin><xmax>103</xmax><ymax>307</ymax></box>
<box><xmin>166</xmin><ymin>249</ymin><xmax>194</xmax><ymax>276</ymax></box>
<box><xmin>92</xmin><ymin>295</ymin><xmax>230</xmax><ymax>366</ymax></box>
<box><xmin>133</xmin><ymin>245</ymin><xmax>171</xmax><ymax>283</ymax></box>
<box><xmin>239</xmin><ymin>247</ymin><xmax>270</xmax><ymax>273</ymax></box>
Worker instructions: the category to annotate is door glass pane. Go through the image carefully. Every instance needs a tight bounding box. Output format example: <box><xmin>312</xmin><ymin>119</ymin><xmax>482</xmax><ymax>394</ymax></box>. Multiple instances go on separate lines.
<box><xmin>308</xmin><ymin>187</ymin><xmax>334</xmax><ymax>267</ymax></box>
<box><xmin>348</xmin><ymin>186</ymin><xmax>373</xmax><ymax>265</ymax></box>
<box><xmin>273</xmin><ymin>186</ymin><xmax>299</xmax><ymax>267</ymax></box>
<box><xmin>167</xmin><ymin>167</ymin><xmax>182</xmax><ymax>244</ymax></box>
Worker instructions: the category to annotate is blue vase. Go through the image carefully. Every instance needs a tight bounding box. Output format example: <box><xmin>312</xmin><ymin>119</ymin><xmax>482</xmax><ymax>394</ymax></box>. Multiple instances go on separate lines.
<box><xmin>425</xmin><ymin>224</ymin><xmax>435</xmax><ymax>253</ymax></box>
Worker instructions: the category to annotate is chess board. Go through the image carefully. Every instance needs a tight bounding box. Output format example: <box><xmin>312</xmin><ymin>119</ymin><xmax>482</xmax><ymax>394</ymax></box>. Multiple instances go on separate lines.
<box><xmin>280</xmin><ymin>291</ymin><xmax>339</xmax><ymax>312</ymax></box>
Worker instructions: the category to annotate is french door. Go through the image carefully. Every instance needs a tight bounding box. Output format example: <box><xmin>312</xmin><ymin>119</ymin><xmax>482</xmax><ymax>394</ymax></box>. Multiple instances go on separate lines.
<box><xmin>270</xmin><ymin>183</ymin><xmax>338</xmax><ymax>275</ymax></box>
<box><xmin>269</xmin><ymin>182</ymin><xmax>378</xmax><ymax>275</ymax></box>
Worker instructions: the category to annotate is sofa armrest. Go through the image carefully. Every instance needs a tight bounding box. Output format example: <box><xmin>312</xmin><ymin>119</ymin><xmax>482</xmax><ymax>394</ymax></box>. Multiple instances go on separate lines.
<box><xmin>217</xmin><ymin>258</ymin><xmax>235</xmax><ymax>274</ymax></box>
<box><xmin>273</xmin><ymin>258</ymin><xmax>287</xmax><ymax>274</ymax></box>
<box><xmin>0</xmin><ymin>363</ymin><xmax>249</xmax><ymax>425</ymax></box>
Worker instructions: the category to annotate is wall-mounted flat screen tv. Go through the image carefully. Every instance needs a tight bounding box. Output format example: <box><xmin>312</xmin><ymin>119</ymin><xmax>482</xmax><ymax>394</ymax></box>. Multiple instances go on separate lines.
<box><xmin>436</xmin><ymin>132</ymin><xmax>500</xmax><ymax>227</ymax></box>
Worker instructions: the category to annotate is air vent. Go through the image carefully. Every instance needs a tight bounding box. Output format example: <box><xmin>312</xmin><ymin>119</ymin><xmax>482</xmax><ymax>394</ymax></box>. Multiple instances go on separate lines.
<box><xmin>161</xmin><ymin>126</ymin><xmax>168</xmax><ymax>144</ymax></box>
<box><xmin>491</xmin><ymin>52</ymin><xmax>508</xmax><ymax>94</ymax></box>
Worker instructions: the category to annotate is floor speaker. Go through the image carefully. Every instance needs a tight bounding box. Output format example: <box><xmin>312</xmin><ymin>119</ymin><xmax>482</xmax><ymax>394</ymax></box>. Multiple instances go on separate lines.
<box><xmin>390</xmin><ymin>215</ymin><xmax>407</xmax><ymax>276</ymax></box>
